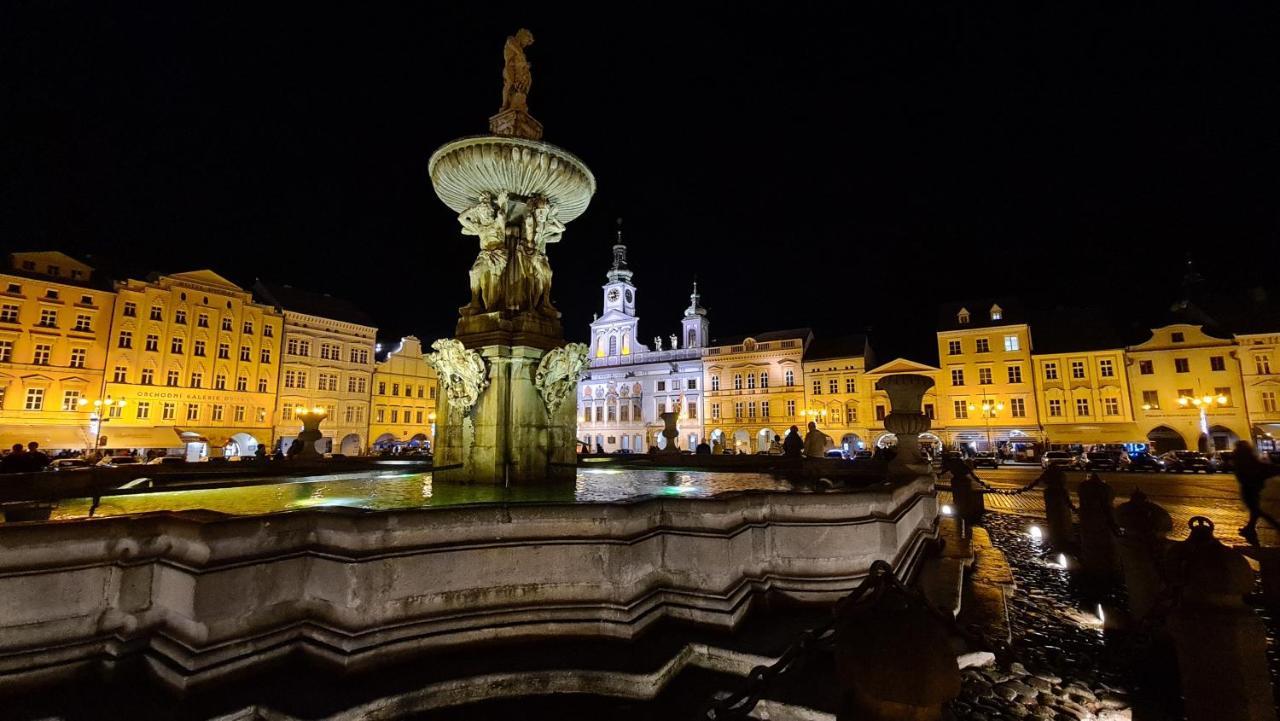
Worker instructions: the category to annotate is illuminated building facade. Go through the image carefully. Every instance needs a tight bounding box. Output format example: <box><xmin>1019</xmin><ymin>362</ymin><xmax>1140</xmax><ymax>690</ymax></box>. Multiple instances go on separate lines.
<box><xmin>0</xmin><ymin>252</ymin><xmax>117</xmax><ymax>450</ymax></box>
<box><xmin>103</xmin><ymin>270</ymin><xmax>282</xmax><ymax>457</ymax></box>
<box><xmin>369</xmin><ymin>336</ymin><xmax>438</xmax><ymax>451</ymax></box>
<box><xmin>254</xmin><ymin>282</ymin><xmax>377</xmax><ymax>456</ymax></box>
<box><xmin>703</xmin><ymin>329</ymin><xmax>811</xmax><ymax>454</ymax></box>
<box><xmin>578</xmin><ymin>240</ymin><xmax>708</xmax><ymax>452</ymax></box>
<box><xmin>1238</xmin><ymin>330</ymin><xmax>1280</xmax><ymax>452</ymax></box>
<box><xmin>864</xmin><ymin>358</ymin><xmax>942</xmax><ymax>452</ymax></box>
<box><xmin>800</xmin><ymin>336</ymin><xmax>874</xmax><ymax>453</ymax></box>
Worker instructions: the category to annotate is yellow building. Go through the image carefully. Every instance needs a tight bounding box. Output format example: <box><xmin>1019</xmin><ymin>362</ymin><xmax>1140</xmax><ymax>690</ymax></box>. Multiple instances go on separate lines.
<box><xmin>1238</xmin><ymin>330</ymin><xmax>1280</xmax><ymax>452</ymax></box>
<box><xmin>370</xmin><ymin>336</ymin><xmax>438</xmax><ymax>451</ymax></box>
<box><xmin>0</xmin><ymin>252</ymin><xmax>117</xmax><ymax>451</ymax></box>
<box><xmin>800</xmin><ymin>335</ymin><xmax>873</xmax><ymax>453</ymax></box>
<box><xmin>1033</xmin><ymin>347</ymin><xmax>1137</xmax><ymax>448</ymax></box>
<box><xmin>703</xmin><ymin>329</ymin><xmax>811</xmax><ymax>453</ymax></box>
<box><xmin>102</xmin><ymin>270</ymin><xmax>283</xmax><ymax>458</ymax></box>
<box><xmin>254</xmin><ymin>282</ymin><xmax>377</xmax><ymax>456</ymax></box>
<box><xmin>936</xmin><ymin>300</ymin><xmax>1039</xmax><ymax>455</ymax></box>
<box><xmin>864</xmin><ymin>358</ymin><xmax>943</xmax><ymax>452</ymax></box>
<box><xmin>1126</xmin><ymin>322</ymin><xmax>1250</xmax><ymax>453</ymax></box>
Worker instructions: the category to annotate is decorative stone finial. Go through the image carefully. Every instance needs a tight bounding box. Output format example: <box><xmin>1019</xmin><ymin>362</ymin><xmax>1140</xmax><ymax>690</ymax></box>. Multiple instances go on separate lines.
<box><xmin>490</xmin><ymin>28</ymin><xmax>543</xmax><ymax>140</ymax></box>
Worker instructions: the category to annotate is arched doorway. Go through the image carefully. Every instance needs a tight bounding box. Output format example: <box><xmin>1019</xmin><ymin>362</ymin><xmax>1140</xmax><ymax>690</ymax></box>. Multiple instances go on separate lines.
<box><xmin>920</xmin><ymin>432</ymin><xmax>942</xmax><ymax>457</ymax></box>
<box><xmin>339</xmin><ymin>433</ymin><xmax>361</xmax><ymax>456</ymax></box>
<box><xmin>620</xmin><ymin>435</ymin><xmax>630</xmax><ymax>451</ymax></box>
<box><xmin>710</xmin><ymin>429</ymin><xmax>724</xmax><ymax>453</ymax></box>
<box><xmin>840</xmin><ymin>433</ymin><xmax>864</xmax><ymax>454</ymax></box>
<box><xmin>633</xmin><ymin>434</ymin><xmax>642</xmax><ymax>452</ymax></box>
<box><xmin>875</xmin><ymin>432</ymin><xmax>897</xmax><ymax>449</ymax></box>
<box><xmin>732</xmin><ymin>429</ymin><xmax>750</xmax><ymax>453</ymax></box>
<box><xmin>1208</xmin><ymin>425</ymin><xmax>1239</xmax><ymax>453</ymax></box>
<box><xmin>409</xmin><ymin>433</ymin><xmax>429</xmax><ymax>450</ymax></box>
<box><xmin>757</xmin><ymin>428</ymin><xmax>775</xmax><ymax>453</ymax></box>
<box><xmin>373</xmin><ymin>433</ymin><xmax>397</xmax><ymax>452</ymax></box>
<box><xmin>224</xmin><ymin>432</ymin><xmax>259</xmax><ymax>458</ymax></box>
<box><xmin>1146</xmin><ymin>426</ymin><xmax>1186</xmax><ymax>454</ymax></box>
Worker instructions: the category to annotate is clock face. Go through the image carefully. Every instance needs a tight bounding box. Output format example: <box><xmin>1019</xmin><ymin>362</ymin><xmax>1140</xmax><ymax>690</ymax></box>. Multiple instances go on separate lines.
<box><xmin>608</xmin><ymin>289</ymin><xmax>620</xmax><ymax>302</ymax></box>
<box><xmin>625</xmin><ymin>289</ymin><xmax>633</xmax><ymax>303</ymax></box>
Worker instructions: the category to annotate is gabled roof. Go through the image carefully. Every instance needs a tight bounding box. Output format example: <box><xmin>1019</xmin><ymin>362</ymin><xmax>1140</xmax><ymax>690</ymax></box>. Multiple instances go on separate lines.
<box><xmin>253</xmin><ymin>280</ymin><xmax>377</xmax><ymax>328</ymax></box>
<box><xmin>937</xmin><ymin>297</ymin><xmax>1024</xmax><ymax>331</ymax></box>
<box><xmin>866</xmin><ymin>357</ymin><xmax>940</xmax><ymax>375</ymax></box>
<box><xmin>165</xmin><ymin>270</ymin><xmax>244</xmax><ymax>292</ymax></box>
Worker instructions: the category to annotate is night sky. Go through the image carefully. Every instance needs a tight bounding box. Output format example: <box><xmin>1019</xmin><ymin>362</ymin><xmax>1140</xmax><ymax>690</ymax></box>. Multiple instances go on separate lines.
<box><xmin>4</xmin><ymin>5</ymin><xmax>1278</xmax><ymax>361</ymax></box>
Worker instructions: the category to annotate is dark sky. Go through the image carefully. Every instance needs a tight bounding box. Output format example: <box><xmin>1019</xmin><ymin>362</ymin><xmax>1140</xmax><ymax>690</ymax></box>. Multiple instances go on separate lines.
<box><xmin>4</xmin><ymin>4</ymin><xmax>1278</xmax><ymax>361</ymax></box>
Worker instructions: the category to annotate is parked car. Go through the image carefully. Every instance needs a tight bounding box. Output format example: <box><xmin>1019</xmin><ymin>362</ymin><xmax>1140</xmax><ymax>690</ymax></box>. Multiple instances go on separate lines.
<box><xmin>1209</xmin><ymin>451</ymin><xmax>1235</xmax><ymax>473</ymax></box>
<box><xmin>49</xmin><ymin>458</ymin><xmax>93</xmax><ymax>472</ymax></box>
<box><xmin>971</xmin><ymin>452</ymin><xmax>1000</xmax><ymax>469</ymax></box>
<box><xmin>850</xmin><ymin>450</ymin><xmax>874</xmax><ymax>461</ymax></box>
<box><xmin>612</xmin><ymin>449</ymin><xmax>633</xmax><ymax>455</ymax></box>
<box><xmin>96</xmin><ymin>456</ymin><xmax>141</xmax><ymax>467</ymax></box>
<box><xmin>1078</xmin><ymin>451</ymin><xmax>1120</xmax><ymax>472</ymax></box>
<box><xmin>1123</xmin><ymin>452</ymin><xmax>1165</xmax><ymax>472</ymax></box>
<box><xmin>146</xmin><ymin>456</ymin><xmax>187</xmax><ymax>465</ymax></box>
<box><xmin>1041</xmin><ymin>451</ymin><xmax>1076</xmax><ymax>469</ymax></box>
<box><xmin>824</xmin><ymin>449</ymin><xmax>846</xmax><ymax>459</ymax></box>
<box><xmin>1159</xmin><ymin>450</ymin><xmax>1214</xmax><ymax>473</ymax></box>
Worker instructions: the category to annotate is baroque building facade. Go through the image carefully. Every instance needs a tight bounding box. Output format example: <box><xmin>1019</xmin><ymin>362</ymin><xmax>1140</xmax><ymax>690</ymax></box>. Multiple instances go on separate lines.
<box><xmin>704</xmin><ymin>329</ymin><xmax>811</xmax><ymax>453</ymax></box>
<box><xmin>370</xmin><ymin>336</ymin><xmax>438</xmax><ymax>451</ymax></box>
<box><xmin>577</xmin><ymin>241</ymin><xmax>708</xmax><ymax>453</ymax></box>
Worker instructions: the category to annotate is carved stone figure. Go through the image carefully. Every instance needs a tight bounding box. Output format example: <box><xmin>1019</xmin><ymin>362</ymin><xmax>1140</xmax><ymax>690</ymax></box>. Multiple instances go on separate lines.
<box><xmin>653</xmin><ymin>337</ymin><xmax>663</xmax><ymax>351</ymax></box>
<box><xmin>669</xmin><ymin>334</ymin><xmax>678</xmax><ymax>350</ymax></box>
<box><xmin>428</xmin><ymin>339</ymin><xmax>489</xmax><ymax>416</ymax></box>
<box><xmin>459</xmin><ymin>192</ymin><xmax>509</xmax><ymax>314</ymax></box>
<box><xmin>535</xmin><ymin>343</ymin><xmax>589</xmax><ymax>416</ymax></box>
<box><xmin>510</xmin><ymin>195</ymin><xmax>561</xmax><ymax>317</ymax></box>
<box><xmin>501</xmin><ymin>29</ymin><xmax>534</xmax><ymax>113</ymax></box>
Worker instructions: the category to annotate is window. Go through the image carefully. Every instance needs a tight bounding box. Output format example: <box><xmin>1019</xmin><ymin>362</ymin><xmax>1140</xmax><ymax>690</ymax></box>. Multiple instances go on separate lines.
<box><xmin>212</xmin><ymin>404</ymin><xmax>224</xmax><ymax>421</ymax></box>
<box><xmin>285</xmin><ymin>370</ymin><xmax>305</xmax><ymax>389</ymax></box>
<box><xmin>150</xmin><ymin>305</ymin><xmax>163</xmax><ymax>321</ymax></box>
<box><xmin>113</xmin><ymin>366</ymin><xmax>127</xmax><ymax>383</ymax></box>
<box><xmin>688</xmin><ymin>378</ymin><xmax>698</xmax><ymax>390</ymax></box>
<box><xmin>377</xmin><ymin>408</ymin><xmax>387</xmax><ymax>423</ymax></box>
<box><xmin>1257</xmin><ymin>355</ymin><xmax>1273</xmax><ymax>375</ymax></box>
<box><xmin>215</xmin><ymin>374</ymin><xmax>227</xmax><ymax>390</ymax></box>
<box><xmin>710</xmin><ymin>375</ymin><xmax>720</xmax><ymax>391</ymax></box>
<box><xmin>1178</xmin><ymin>388</ymin><xmax>1194</xmax><ymax>401</ymax></box>
<box><xmin>1103</xmin><ymin>397</ymin><xmax>1120</xmax><ymax>416</ymax></box>
<box><xmin>734</xmin><ymin>374</ymin><xmax>743</xmax><ymax>390</ymax></box>
<box><xmin>377</xmin><ymin>382</ymin><xmax>386</xmax><ymax>395</ymax></box>
<box><xmin>975</xmin><ymin>338</ymin><xmax>990</xmax><ymax>353</ymax></box>
<box><xmin>978</xmin><ymin>368</ymin><xmax>992</xmax><ymax>385</ymax></box>
<box><xmin>1174</xmin><ymin>358</ymin><xmax>1190</xmax><ymax>373</ymax></box>
<box><xmin>38</xmin><ymin>309</ymin><xmax>58</xmax><ymax>327</ymax></box>
<box><xmin>135</xmin><ymin>401</ymin><xmax>150</xmax><ymax>419</ymax></box>
<box><xmin>846</xmin><ymin>406</ymin><xmax>856</xmax><ymax>423</ymax></box>
<box><xmin>392</xmin><ymin>383</ymin><xmax>400</xmax><ymax>396</ymax></box>
<box><xmin>619</xmin><ymin>404</ymin><xmax>629</xmax><ymax>422</ymax></box>
<box><xmin>118</xmin><ymin>330</ymin><xmax>133</xmax><ymax>349</ymax></box>
<box><xmin>1210</xmin><ymin>356</ymin><xmax>1226</xmax><ymax>371</ymax></box>
<box><xmin>1263</xmin><ymin>391</ymin><xmax>1278</xmax><ymax>413</ymax></box>
<box><xmin>73</xmin><ymin>314</ymin><xmax>92</xmax><ymax>332</ymax></box>
<box><xmin>747</xmin><ymin>401</ymin><xmax>756</xmax><ymax>419</ymax></box>
<box><xmin>298</xmin><ymin>340</ymin><xmax>311</xmax><ymax>356</ymax></box>
<box><xmin>61</xmin><ymin>390</ymin><xmax>82</xmax><ymax>411</ymax></box>
<box><xmin>69</xmin><ymin>347</ymin><xmax>86</xmax><ymax>368</ymax></box>
<box><xmin>957</xmin><ymin>309</ymin><xmax>970</xmax><ymax>324</ymax></box>
<box><xmin>167</xmin><ymin>370</ymin><xmax>179</xmax><ymax>386</ymax></box>
<box><xmin>1139</xmin><ymin>360</ymin><xmax>1153</xmax><ymax>375</ymax></box>
<box><xmin>260</xmin><ymin>348</ymin><xmax>271</xmax><ymax>363</ymax></box>
<box><xmin>844</xmin><ymin>377</ymin><xmax>855</xmax><ymax>393</ymax></box>
<box><xmin>162</xmin><ymin>402</ymin><xmax>176</xmax><ymax>421</ymax></box>
<box><xmin>416</xmin><ymin>410</ymin><xmax>425</xmax><ymax>424</ymax></box>
<box><xmin>193</xmin><ymin>340</ymin><xmax>206</xmax><ymax>357</ymax></box>
<box><xmin>785</xmin><ymin>369</ymin><xmax>795</xmax><ymax>386</ymax></box>
<box><xmin>218</xmin><ymin>343</ymin><xmax>230</xmax><ymax>359</ymax></box>
<box><xmin>186</xmin><ymin>403</ymin><xmax>200</xmax><ymax>421</ymax></box>
<box><xmin>733</xmin><ymin>402</ymin><xmax>743</xmax><ymax>419</ymax></box>
<box><xmin>263</xmin><ymin>325</ymin><xmax>273</xmax><ymax>338</ymax></box>
<box><xmin>990</xmin><ymin>306</ymin><xmax>1002</xmax><ymax>320</ymax></box>
<box><xmin>0</xmin><ymin>304</ymin><xmax>17</xmax><ymax>323</ymax></box>
<box><xmin>32</xmin><ymin>344</ymin><xmax>51</xmax><ymax>365</ymax></box>
<box><xmin>391</xmin><ymin>409</ymin><xmax>400</xmax><ymax>423</ymax></box>
<box><xmin>236</xmin><ymin>375</ymin><xmax>248</xmax><ymax>391</ymax></box>
<box><xmin>1075</xmin><ymin>398</ymin><xmax>1090</xmax><ymax>416</ymax></box>
<box><xmin>1214</xmin><ymin>387</ymin><xmax>1232</xmax><ymax>406</ymax></box>
<box><xmin>287</xmin><ymin>338</ymin><xmax>299</xmax><ymax>355</ymax></box>
<box><xmin>141</xmin><ymin>368</ymin><xmax>154</xmax><ymax>385</ymax></box>
<box><xmin>1010</xmin><ymin>398</ymin><xmax>1026</xmax><ymax>417</ymax></box>
<box><xmin>123</xmin><ymin>302</ymin><xmax>137</xmax><ymax>317</ymax></box>
<box><xmin>786</xmin><ymin>399</ymin><xmax>796</xmax><ymax>416</ymax></box>
<box><xmin>145</xmin><ymin>334</ymin><xmax>159</xmax><ymax>352</ymax></box>
<box><xmin>759</xmin><ymin>373</ymin><xmax>768</xmax><ymax>389</ymax></box>
<box><xmin>1007</xmin><ymin>365</ymin><xmax>1022</xmax><ymax>383</ymax></box>
<box><xmin>875</xmin><ymin>405</ymin><xmax>886</xmax><ymax>421</ymax></box>
<box><xmin>607</xmin><ymin>336</ymin><xmax>617</xmax><ymax>355</ymax></box>
<box><xmin>1048</xmin><ymin>399</ymin><xmax>1062</xmax><ymax>417</ymax></box>
<box><xmin>711</xmin><ymin>403</ymin><xmax>721</xmax><ymax>420</ymax></box>
<box><xmin>243</xmin><ymin>321</ymin><xmax>254</xmax><ymax>335</ymax></box>
<box><xmin>828</xmin><ymin>378</ymin><xmax>838</xmax><ymax>394</ymax></box>
<box><xmin>241</xmin><ymin>346</ymin><xmax>251</xmax><ymax>362</ymax></box>
<box><xmin>0</xmin><ymin>340</ymin><xmax>10</xmax><ymax>363</ymax></box>
<box><xmin>1171</xmin><ymin>332</ymin><xmax>1185</xmax><ymax>343</ymax></box>
<box><xmin>1141</xmin><ymin>390</ymin><xmax>1159</xmax><ymax>409</ymax></box>
<box><xmin>258</xmin><ymin>378</ymin><xmax>268</xmax><ymax>393</ymax></box>
<box><xmin>221</xmin><ymin>316</ymin><xmax>232</xmax><ymax>331</ymax></box>
<box><xmin>924</xmin><ymin>403</ymin><xmax>934</xmax><ymax>420</ymax></box>
<box><xmin>197</xmin><ymin>313</ymin><xmax>209</xmax><ymax>328</ymax></box>
<box><xmin>1043</xmin><ymin>362</ymin><xmax>1058</xmax><ymax>380</ymax></box>
<box><xmin>174</xmin><ymin>309</ymin><xmax>187</xmax><ymax>325</ymax></box>
<box><xmin>951</xmin><ymin>368</ymin><xmax>964</xmax><ymax>386</ymax></box>
<box><xmin>3</xmin><ymin>283</ymin><xmax>17</xmax><ymax>294</ymax></box>
<box><xmin>108</xmin><ymin>404</ymin><xmax>122</xmax><ymax>419</ymax></box>
<box><xmin>235</xmin><ymin>406</ymin><xmax>246</xmax><ymax>422</ymax></box>
<box><xmin>1070</xmin><ymin>361</ymin><xmax>1085</xmax><ymax>379</ymax></box>
<box><xmin>1099</xmin><ymin>359</ymin><xmax>1115</xmax><ymax>377</ymax></box>
<box><xmin>953</xmin><ymin>400</ymin><xmax>968</xmax><ymax>419</ymax></box>
<box><xmin>947</xmin><ymin>340</ymin><xmax>961</xmax><ymax>355</ymax></box>
<box><xmin>171</xmin><ymin>337</ymin><xmax>184</xmax><ymax>354</ymax></box>
<box><xmin>657</xmin><ymin>380</ymin><xmax>666</xmax><ymax>391</ymax></box>
<box><xmin>24</xmin><ymin>388</ymin><xmax>44</xmax><ymax>410</ymax></box>
<box><xmin>190</xmin><ymin>372</ymin><xmax>202</xmax><ymax>388</ymax></box>
<box><xmin>1003</xmin><ymin>335</ymin><xmax>1020</xmax><ymax>352</ymax></box>
<box><xmin>345</xmin><ymin>406</ymin><xmax>355</xmax><ymax>423</ymax></box>
<box><xmin>811</xmin><ymin>379</ymin><xmax>820</xmax><ymax>395</ymax></box>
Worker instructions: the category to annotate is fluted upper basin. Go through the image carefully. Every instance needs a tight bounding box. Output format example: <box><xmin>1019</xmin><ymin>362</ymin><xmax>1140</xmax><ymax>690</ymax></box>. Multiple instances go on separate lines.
<box><xmin>429</xmin><ymin>135</ymin><xmax>596</xmax><ymax>222</ymax></box>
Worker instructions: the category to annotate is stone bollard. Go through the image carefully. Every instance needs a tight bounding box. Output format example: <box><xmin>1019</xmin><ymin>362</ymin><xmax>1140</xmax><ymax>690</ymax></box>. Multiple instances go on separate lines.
<box><xmin>1164</xmin><ymin>517</ymin><xmax>1277</xmax><ymax>721</ymax></box>
<box><xmin>1041</xmin><ymin>466</ymin><xmax>1074</xmax><ymax>551</ymax></box>
<box><xmin>834</xmin><ymin>562</ymin><xmax>961</xmax><ymax>720</ymax></box>
<box><xmin>1114</xmin><ymin>488</ymin><xmax>1173</xmax><ymax>622</ymax></box>
<box><xmin>1077</xmin><ymin>472</ymin><xmax>1119</xmax><ymax>581</ymax></box>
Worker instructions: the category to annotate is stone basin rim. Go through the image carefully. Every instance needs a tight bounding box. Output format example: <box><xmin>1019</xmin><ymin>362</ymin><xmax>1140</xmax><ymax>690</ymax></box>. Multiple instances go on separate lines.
<box><xmin>428</xmin><ymin>134</ymin><xmax>597</xmax><ymax>219</ymax></box>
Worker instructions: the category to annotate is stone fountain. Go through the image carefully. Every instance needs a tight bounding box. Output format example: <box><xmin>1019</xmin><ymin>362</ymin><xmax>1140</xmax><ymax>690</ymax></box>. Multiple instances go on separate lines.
<box><xmin>427</xmin><ymin>29</ymin><xmax>594</xmax><ymax>484</ymax></box>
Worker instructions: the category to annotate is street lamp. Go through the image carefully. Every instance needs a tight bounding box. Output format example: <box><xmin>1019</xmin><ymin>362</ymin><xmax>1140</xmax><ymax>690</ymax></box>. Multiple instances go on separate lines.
<box><xmin>967</xmin><ymin>396</ymin><xmax>1003</xmax><ymax>453</ymax></box>
<box><xmin>78</xmin><ymin>396</ymin><xmax>127</xmax><ymax>457</ymax></box>
<box><xmin>1177</xmin><ymin>392</ymin><xmax>1228</xmax><ymax>451</ymax></box>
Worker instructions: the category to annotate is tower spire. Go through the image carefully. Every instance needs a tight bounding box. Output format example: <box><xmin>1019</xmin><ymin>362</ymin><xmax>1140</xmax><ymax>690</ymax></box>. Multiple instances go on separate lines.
<box><xmin>607</xmin><ymin>217</ymin><xmax>632</xmax><ymax>283</ymax></box>
<box><xmin>684</xmin><ymin>277</ymin><xmax>706</xmax><ymax>317</ymax></box>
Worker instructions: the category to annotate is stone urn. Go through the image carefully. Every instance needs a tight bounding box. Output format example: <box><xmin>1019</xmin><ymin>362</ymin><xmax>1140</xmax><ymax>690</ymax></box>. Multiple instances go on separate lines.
<box><xmin>875</xmin><ymin>374</ymin><xmax>935</xmax><ymax>476</ymax></box>
<box><xmin>293</xmin><ymin>408</ymin><xmax>328</xmax><ymax>460</ymax></box>
<box><xmin>657</xmin><ymin>411</ymin><xmax>679</xmax><ymax>454</ymax></box>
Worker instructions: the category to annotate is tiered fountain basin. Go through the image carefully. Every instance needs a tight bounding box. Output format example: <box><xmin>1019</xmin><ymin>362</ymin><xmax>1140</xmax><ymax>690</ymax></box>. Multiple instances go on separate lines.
<box><xmin>0</xmin><ymin>470</ymin><xmax>936</xmax><ymax>691</ymax></box>
<box><xmin>428</xmin><ymin>135</ymin><xmax>596</xmax><ymax>217</ymax></box>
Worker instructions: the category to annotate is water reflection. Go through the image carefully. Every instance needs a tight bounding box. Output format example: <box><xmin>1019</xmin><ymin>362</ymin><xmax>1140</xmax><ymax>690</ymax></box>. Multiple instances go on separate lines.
<box><xmin>44</xmin><ymin>469</ymin><xmax>793</xmax><ymax>521</ymax></box>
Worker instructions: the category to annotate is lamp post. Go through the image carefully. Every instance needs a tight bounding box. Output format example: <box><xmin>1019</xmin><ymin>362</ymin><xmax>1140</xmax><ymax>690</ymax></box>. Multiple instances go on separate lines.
<box><xmin>1176</xmin><ymin>392</ymin><xmax>1229</xmax><ymax>452</ymax></box>
<box><xmin>967</xmin><ymin>394</ymin><xmax>1003</xmax><ymax>454</ymax></box>
<box><xmin>78</xmin><ymin>396</ymin><xmax>127</xmax><ymax>458</ymax></box>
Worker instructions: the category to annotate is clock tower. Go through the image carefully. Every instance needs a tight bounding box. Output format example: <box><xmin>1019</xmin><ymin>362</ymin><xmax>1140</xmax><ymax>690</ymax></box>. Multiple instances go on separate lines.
<box><xmin>589</xmin><ymin>224</ymin><xmax>643</xmax><ymax>358</ymax></box>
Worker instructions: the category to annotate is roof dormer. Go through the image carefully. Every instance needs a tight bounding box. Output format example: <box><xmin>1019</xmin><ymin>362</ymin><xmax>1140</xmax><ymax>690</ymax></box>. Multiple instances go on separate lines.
<box><xmin>957</xmin><ymin>308</ymin><xmax>970</xmax><ymax>325</ymax></box>
<box><xmin>989</xmin><ymin>304</ymin><xmax>1003</xmax><ymax>321</ymax></box>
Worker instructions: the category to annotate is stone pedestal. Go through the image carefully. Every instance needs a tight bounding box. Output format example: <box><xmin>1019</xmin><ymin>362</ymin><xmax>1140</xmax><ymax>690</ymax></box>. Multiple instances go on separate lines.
<box><xmin>292</xmin><ymin>410</ymin><xmax>327</xmax><ymax>460</ymax></box>
<box><xmin>875</xmin><ymin>374</ymin><xmax>937</xmax><ymax>478</ymax></box>
<box><xmin>657</xmin><ymin>411</ymin><xmax>679</xmax><ymax>454</ymax></box>
<box><xmin>1115</xmin><ymin>489</ymin><xmax>1172</xmax><ymax>621</ymax></box>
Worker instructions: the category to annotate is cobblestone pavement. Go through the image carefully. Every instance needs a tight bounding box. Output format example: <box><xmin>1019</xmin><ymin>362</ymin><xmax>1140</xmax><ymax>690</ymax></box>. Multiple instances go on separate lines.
<box><xmin>939</xmin><ymin>466</ymin><xmax>1272</xmax><ymax>544</ymax></box>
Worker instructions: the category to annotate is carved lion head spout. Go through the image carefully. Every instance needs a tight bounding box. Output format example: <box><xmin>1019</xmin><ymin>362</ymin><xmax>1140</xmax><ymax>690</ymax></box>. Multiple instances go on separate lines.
<box><xmin>535</xmin><ymin>343</ymin><xmax>589</xmax><ymax>417</ymax></box>
<box><xmin>428</xmin><ymin>339</ymin><xmax>489</xmax><ymax>416</ymax></box>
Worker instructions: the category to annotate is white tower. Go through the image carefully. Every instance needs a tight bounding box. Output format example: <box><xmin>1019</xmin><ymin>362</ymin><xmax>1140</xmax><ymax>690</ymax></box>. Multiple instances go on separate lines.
<box><xmin>681</xmin><ymin>281</ymin><xmax>710</xmax><ymax>349</ymax></box>
<box><xmin>590</xmin><ymin>223</ymin><xmax>643</xmax><ymax>358</ymax></box>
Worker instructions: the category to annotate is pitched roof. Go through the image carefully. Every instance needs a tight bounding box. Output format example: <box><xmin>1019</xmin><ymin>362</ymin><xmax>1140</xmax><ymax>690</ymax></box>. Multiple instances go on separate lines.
<box><xmin>804</xmin><ymin>334</ymin><xmax>870</xmax><ymax>362</ymax></box>
<box><xmin>253</xmin><ymin>281</ymin><xmax>377</xmax><ymax>328</ymax></box>
<box><xmin>710</xmin><ymin>327</ymin><xmax>813</xmax><ymax>347</ymax></box>
<box><xmin>937</xmin><ymin>297</ymin><xmax>1024</xmax><ymax>331</ymax></box>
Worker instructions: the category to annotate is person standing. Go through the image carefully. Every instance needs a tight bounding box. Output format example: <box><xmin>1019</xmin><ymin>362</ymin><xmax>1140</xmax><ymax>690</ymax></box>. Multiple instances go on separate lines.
<box><xmin>803</xmin><ymin>421</ymin><xmax>831</xmax><ymax>458</ymax></box>
<box><xmin>782</xmin><ymin>426</ymin><xmax>804</xmax><ymax>458</ymax></box>
<box><xmin>25</xmin><ymin>442</ymin><xmax>49</xmax><ymax>472</ymax></box>
<box><xmin>1234</xmin><ymin>441</ymin><xmax>1280</xmax><ymax>545</ymax></box>
<box><xmin>768</xmin><ymin>434</ymin><xmax>784</xmax><ymax>455</ymax></box>
<box><xmin>1</xmin><ymin>443</ymin><xmax>26</xmax><ymax>473</ymax></box>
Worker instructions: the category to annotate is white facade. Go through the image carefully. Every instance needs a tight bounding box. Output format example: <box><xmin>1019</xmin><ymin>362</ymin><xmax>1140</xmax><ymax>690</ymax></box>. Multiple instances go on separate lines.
<box><xmin>577</xmin><ymin>240</ymin><xmax>708</xmax><ymax>452</ymax></box>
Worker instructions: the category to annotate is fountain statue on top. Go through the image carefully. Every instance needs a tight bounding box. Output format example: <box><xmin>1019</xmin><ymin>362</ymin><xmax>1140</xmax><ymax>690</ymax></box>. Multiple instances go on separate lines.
<box><xmin>428</xmin><ymin>29</ymin><xmax>594</xmax><ymax>484</ymax></box>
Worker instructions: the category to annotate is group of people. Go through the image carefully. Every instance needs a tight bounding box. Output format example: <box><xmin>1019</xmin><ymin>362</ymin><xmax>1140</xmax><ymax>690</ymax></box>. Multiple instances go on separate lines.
<box><xmin>690</xmin><ymin>422</ymin><xmax>834</xmax><ymax>458</ymax></box>
<box><xmin>0</xmin><ymin>442</ymin><xmax>51</xmax><ymax>473</ymax></box>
